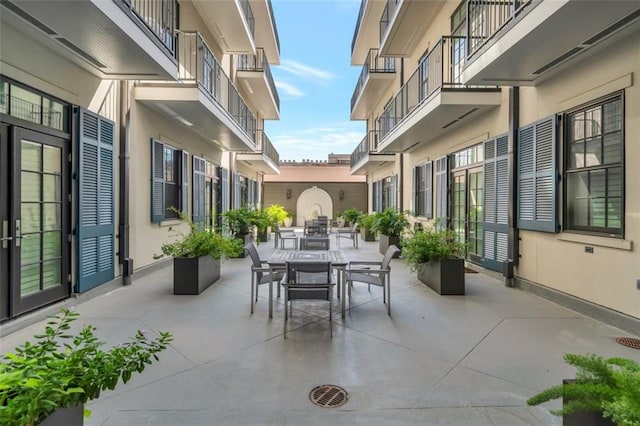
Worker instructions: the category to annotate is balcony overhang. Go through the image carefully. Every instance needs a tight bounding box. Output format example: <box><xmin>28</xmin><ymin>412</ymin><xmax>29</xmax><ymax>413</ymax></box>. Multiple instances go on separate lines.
<box><xmin>351</xmin><ymin>72</ymin><xmax>396</xmax><ymax>120</ymax></box>
<box><xmin>350</xmin><ymin>153</ymin><xmax>396</xmax><ymax>175</ymax></box>
<box><xmin>250</xmin><ymin>0</ymin><xmax>280</xmax><ymax>65</ymax></box>
<box><xmin>237</xmin><ymin>71</ymin><xmax>280</xmax><ymax>120</ymax></box>
<box><xmin>462</xmin><ymin>1</ymin><xmax>640</xmax><ymax>86</ymax></box>
<box><xmin>351</xmin><ymin>0</ymin><xmax>386</xmax><ymax>65</ymax></box>
<box><xmin>193</xmin><ymin>1</ymin><xmax>255</xmax><ymax>54</ymax></box>
<box><xmin>378</xmin><ymin>89</ymin><xmax>502</xmax><ymax>153</ymax></box>
<box><xmin>237</xmin><ymin>152</ymin><xmax>279</xmax><ymax>174</ymax></box>
<box><xmin>134</xmin><ymin>83</ymin><xmax>256</xmax><ymax>152</ymax></box>
<box><xmin>0</xmin><ymin>0</ymin><xmax>177</xmax><ymax>80</ymax></box>
<box><xmin>379</xmin><ymin>0</ymin><xmax>444</xmax><ymax>57</ymax></box>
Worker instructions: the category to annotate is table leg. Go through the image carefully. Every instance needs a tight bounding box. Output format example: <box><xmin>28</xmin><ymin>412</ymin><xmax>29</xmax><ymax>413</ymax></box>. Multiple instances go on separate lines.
<box><xmin>269</xmin><ymin>269</ymin><xmax>273</xmax><ymax>319</ymax></box>
<box><xmin>341</xmin><ymin>267</ymin><xmax>346</xmax><ymax>318</ymax></box>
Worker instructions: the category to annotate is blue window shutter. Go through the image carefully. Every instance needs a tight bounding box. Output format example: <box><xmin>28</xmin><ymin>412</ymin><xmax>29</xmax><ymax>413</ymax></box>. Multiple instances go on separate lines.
<box><xmin>151</xmin><ymin>139</ymin><xmax>165</xmax><ymax>223</ymax></box>
<box><xmin>435</xmin><ymin>156</ymin><xmax>448</xmax><ymax>226</ymax></box>
<box><xmin>425</xmin><ymin>161</ymin><xmax>433</xmax><ymax>219</ymax></box>
<box><xmin>517</xmin><ymin>115</ymin><xmax>558</xmax><ymax>232</ymax></box>
<box><xmin>376</xmin><ymin>180</ymin><xmax>383</xmax><ymax>212</ymax></box>
<box><xmin>77</xmin><ymin>108</ymin><xmax>115</xmax><ymax>292</ymax></box>
<box><xmin>192</xmin><ymin>156</ymin><xmax>206</xmax><ymax>226</ymax></box>
<box><xmin>232</xmin><ymin>172</ymin><xmax>240</xmax><ymax>208</ymax></box>
<box><xmin>181</xmin><ymin>150</ymin><xmax>189</xmax><ymax>216</ymax></box>
<box><xmin>221</xmin><ymin>167</ymin><xmax>229</xmax><ymax>214</ymax></box>
<box><xmin>482</xmin><ymin>135</ymin><xmax>509</xmax><ymax>272</ymax></box>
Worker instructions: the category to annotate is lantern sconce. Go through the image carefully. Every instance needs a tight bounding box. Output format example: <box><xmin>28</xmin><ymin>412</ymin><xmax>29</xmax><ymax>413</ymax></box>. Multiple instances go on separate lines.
<box><xmin>339</xmin><ymin>190</ymin><xmax>344</xmax><ymax>200</ymax></box>
<box><xmin>286</xmin><ymin>189</ymin><xmax>292</xmax><ymax>199</ymax></box>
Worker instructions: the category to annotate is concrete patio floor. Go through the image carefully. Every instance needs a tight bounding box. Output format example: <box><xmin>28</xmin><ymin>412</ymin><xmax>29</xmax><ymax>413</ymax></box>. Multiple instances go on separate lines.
<box><xmin>2</xmin><ymin>236</ymin><xmax>639</xmax><ymax>425</ymax></box>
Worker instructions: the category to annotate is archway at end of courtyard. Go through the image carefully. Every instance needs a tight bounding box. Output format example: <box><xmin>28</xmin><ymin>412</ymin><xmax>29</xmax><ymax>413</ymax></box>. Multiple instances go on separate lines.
<box><xmin>295</xmin><ymin>186</ymin><xmax>333</xmax><ymax>227</ymax></box>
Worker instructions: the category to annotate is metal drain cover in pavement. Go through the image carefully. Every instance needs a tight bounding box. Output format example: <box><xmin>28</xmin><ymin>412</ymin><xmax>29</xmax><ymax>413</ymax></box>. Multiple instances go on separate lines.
<box><xmin>616</xmin><ymin>337</ymin><xmax>640</xmax><ymax>350</ymax></box>
<box><xmin>309</xmin><ymin>385</ymin><xmax>348</xmax><ymax>408</ymax></box>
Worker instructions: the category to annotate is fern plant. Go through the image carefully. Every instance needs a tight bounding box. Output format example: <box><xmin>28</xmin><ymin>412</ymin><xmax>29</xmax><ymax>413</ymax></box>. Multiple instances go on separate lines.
<box><xmin>527</xmin><ymin>353</ymin><xmax>640</xmax><ymax>425</ymax></box>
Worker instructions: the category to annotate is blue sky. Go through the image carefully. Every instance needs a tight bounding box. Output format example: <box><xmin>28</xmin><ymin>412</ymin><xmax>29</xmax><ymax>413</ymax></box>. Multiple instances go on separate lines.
<box><xmin>264</xmin><ymin>0</ymin><xmax>365</xmax><ymax>161</ymax></box>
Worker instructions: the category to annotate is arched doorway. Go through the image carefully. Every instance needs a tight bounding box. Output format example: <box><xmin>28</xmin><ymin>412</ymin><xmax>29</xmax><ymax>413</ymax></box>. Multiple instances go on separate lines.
<box><xmin>296</xmin><ymin>186</ymin><xmax>333</xmax><ymax>226</ymax></box>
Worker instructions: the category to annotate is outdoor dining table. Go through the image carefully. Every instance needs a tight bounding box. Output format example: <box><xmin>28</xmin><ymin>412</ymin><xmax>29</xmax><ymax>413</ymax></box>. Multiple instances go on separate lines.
<box><xmin>267</xmin><ymin>249</ymin><xmax>349</xmax><ymax>319</ymax></box>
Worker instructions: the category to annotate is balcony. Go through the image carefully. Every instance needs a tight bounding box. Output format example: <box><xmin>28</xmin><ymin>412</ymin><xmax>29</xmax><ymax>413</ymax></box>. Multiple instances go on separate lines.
<box><xmin>351</xmin><ymin>0</ymin><xmax>387</xmax><ymax>65</ymax></box>
<box><xmin>351</xmin><ymin>49</ymin><xmax>396</xmax><ymax>120</ymax></box>
<box><xmin>236</xmin><ymin>48</ymin><xmax>280</xmax><ymax>120</ymax></box>
<box><xmin>237</xmin><ymin>130</ymin><xmax>280</xmax><ymax>174</ymax></box>
<box><xmin>250</xmin><ymin>0</ymin><xmax>281</xmax><ymax>65</ymax></box>
<box><xmin>462</xmin><ymin>0</ymin><xmax>640</xmax><ymax>85</ymax></box>
<box><xmin>350</xmin><ymin>131</ymin><xmax>396</xmax><ymax>175</ymax></box>
<box><xmin>0</xmin><ymin>0</ymin><xmax>178</xmax><ymax>79</ymax></box>
<box><xmin>192</xmin><ymin>0</ymin><xmax>256</xmax><ymax>54</ymax></box>
<box><xmin>376</xmin><ymin>36</ymin><xmax>501</xmax><ymax>153</ymax></box>
<box><xmin>378</xmin><ymin>0</ymin><xmax>444</xmax><ymax>57</ymax></box>
<box><xmin>135</xmin><ymin>31</ymin><xmax>257</xmax><ymax>152</ymax></box>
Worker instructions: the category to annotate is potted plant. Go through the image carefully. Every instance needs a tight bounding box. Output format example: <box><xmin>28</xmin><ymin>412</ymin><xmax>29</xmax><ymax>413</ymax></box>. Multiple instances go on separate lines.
<box><xmin>156</xmin><ymin>211</ymin><xmax>243</xmax><ymax>294</ymax></box>
<box><xmin>222</xmin><ymin>207</ymin><xmax>256</xmax><ymax>257</ymax></box>
<box><xmin>284</xmin><ymin>209</ymin><xmax>294</xmax><ymax>227</ymax></box>
<box><xmin>371</xmin><ymin>208</ymin><xmax>409</xmax><ymax>256</ymax></box>
<box><xmin>401</xmin><ymin>226</ymin><xmax>466</xmax><ymax>295</ymax></box>
<box><xmin>340</xmin><ymin>208</ymin><xmax>363</xmax><ymax>227</ymax></box>
<box><xmin>267</xmin><ymin>204</ymin><xmax>291</xmax><ymax>248</ymax></box>
<box><xmin>252</xmin><ymin>208</ymin><xmax>272</xmax><ymax>244</ymax></box>
<box><xmin>527</xmin><ymin>353</ymin><xmax>639</xmax><ymax>426</ymax></box>
<box><xmin>359</xmin><ymin>212</ymin><xmax>377</xmax><ymax>242</ymax></box>
<box><xmin>0</xmin><ymin>308</ymin><xmax>172</xmax><ymax>425</ymax></box>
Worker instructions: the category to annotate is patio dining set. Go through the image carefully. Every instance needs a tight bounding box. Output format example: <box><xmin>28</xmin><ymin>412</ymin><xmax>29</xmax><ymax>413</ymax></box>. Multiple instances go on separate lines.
<box><xmin>245</xmin><ymin>221</ymin><xmax>399</xmax><ymax>338</ymax></box>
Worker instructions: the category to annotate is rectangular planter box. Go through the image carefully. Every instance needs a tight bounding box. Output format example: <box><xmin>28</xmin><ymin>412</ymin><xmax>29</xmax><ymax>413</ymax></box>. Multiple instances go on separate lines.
<box><xmin>418</xmin><ymin>258</ymin><xmax>465</xmax><ymax>295</ymax></box>
<box><xmin>173</xmin><ymin>255</ymin><xmax>220</xmax><ymax>295</ymax></box>
<box><xmin>256</xmin><ymin>226</ymin><xmax>271</xmax><ymax>243</ymax></box>
<box><xmin>379</xmin><ymin>234</ymin><xmax>401</xmax><ymax>257</ymax></box>
<box><xmin>39</xmin><ymin>403</ymin><xmax>84</xmax><ymax>425</ymax></box>
<box><xmin>360</xmin><ymin>229</ymin><xmax>376</xmax><ymax>242</ymax></box>
<box><xmin>562</xmin><ymin>379</ymin><xmax>615</xmax><ymax>426</ymax></box>
<box><xmin>231</xmin><ymin>233</ymin><xmax>253</xmax><ymax>258</ymax></box>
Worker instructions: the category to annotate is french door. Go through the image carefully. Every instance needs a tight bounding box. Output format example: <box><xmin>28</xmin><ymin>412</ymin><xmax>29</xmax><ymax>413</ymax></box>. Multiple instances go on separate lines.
<box><xmin>451</xmin><ymin>167</ymin><xmax>484</xmax><ymax>264</ymax></box>
<box><xmin>0</xmin><ymin>125</ymin><xmax>70</xmax><ymax>319</ymax></box>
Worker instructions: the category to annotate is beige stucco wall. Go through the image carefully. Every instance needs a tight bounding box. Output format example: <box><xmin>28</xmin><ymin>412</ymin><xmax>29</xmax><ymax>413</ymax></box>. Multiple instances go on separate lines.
<box><xmin>515</xmin><ymin>30</ymin><xmax>640</xmax><ymax>319</ymax></box>
<box><xmin>129</xmin><ymin>100</ymin><xmax>223</xmax><ymax>269</ymax></box>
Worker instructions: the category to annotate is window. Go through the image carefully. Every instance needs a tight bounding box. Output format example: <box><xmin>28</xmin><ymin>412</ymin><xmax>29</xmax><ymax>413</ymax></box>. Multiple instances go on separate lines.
<box><xmin>565</xmin><ymin>94</ymin><xmax>623</xmax><ymax>236</ymax></box>
<box><xmin>381</xmin><ymin>175</ymin><xmax>397</xmax><ymax>210</ymax></box>
<box><xmin>413</xmin><ymin>162</ymin><xmax>433</xmax><ymax>218</ymax></box>
<box><xmin>450</xmin><ymin>1</ymin><xmax>466</xmax><ymax>84</ymax></box>
<box><xmin>151</xmin><ymin>140</ymin><xmax>188</xmax><ymax>222</ymax></box>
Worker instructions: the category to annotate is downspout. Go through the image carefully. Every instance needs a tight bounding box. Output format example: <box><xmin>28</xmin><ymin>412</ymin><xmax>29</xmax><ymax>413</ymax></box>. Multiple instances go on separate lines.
<box><xmin>118</xmin><ymin>81</ymin><xmax>132</xmax><ymax>285</ymax></box>
<box><xmin>505</xmin><ymin>86</ymin><xmax>520</xmax><ymax>287</ymax></box>
<box><xmin>398</xmin><ymin>153</ymin><xmax>403</xmax><ymax>211</ymax></box>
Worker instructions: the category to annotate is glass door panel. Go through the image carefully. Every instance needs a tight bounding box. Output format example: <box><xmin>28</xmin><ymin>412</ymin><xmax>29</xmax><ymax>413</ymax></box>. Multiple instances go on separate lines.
<box><xmin>468</xmin><ymin>168</ymin><xmax>483</xmax><ymax>263</ymax></box>
<box><xmin>452</xmin><ymin>172</ymin><xmax>466</xmax><ymax>246</ymax></box>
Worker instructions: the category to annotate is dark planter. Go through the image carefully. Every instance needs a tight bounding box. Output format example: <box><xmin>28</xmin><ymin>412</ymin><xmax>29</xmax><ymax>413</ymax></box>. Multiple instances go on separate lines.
<box><xmin>173</xmin><ymin>255</ymin><xmax>220</xmax><ymax>295</ymax></box>
<box><xmin>231</xmin><ymin>233</ymin><xmax>253</xmax><ymax>258</ymax></box>
<box><xmin>360</xmin><ymin>228</ymin><xmax>376</xmax><ymax>242</ymax></box>
<box><xmin>417</xmin><ymin>258</ymin><xmax>465</xmax><ymax>295</ymax></box>
<box><xmin>379</xmin><ymin>234</ymin><xmax>401</xmax><ymax>256</ymax></box>
<box><xmin>256</xmin><ymin>226</ymin><xmax>271</xmax><ymax>243</ymax></box>
<box><xmin>39</xmin><ymin>403</ymin><xmax>84</xmax><ymax>425</ymax></box>
<box><xmin>562</xmin><ymin>379</ymin><xmax>615</xmax><ymax>426</ymax></box>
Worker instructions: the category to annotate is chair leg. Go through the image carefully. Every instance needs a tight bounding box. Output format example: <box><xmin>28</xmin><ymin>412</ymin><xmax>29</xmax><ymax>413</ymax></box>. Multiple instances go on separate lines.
<box><xmin>284</xmin><ymin>290</ymin><xmax>288</xmax><ymax>338</ymax></box>
<box><xmin>250</xmin><ymin>275</ymin><xmax>255</xmax><ymax>314</ymax></box>
<box><xmin>387</xmin><ymin>281</ymin><xmax>391</xmax><ymax>316</ymax></box>
<box><xmin>329</xmin><ymin>288</ymin><xmax>333</xmax><ymax>339</ymax></box>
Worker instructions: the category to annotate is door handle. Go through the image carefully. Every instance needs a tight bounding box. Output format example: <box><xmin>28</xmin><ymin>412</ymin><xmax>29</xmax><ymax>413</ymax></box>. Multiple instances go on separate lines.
<box><xmin>1</xmin><ymin>221</ymin><xmax>12</xmax><ymax>249</ymax></box>
<box><xmin>15</xmin><ymin>220</ymin><xmax>21</xmax><ymax>247</ymax></box>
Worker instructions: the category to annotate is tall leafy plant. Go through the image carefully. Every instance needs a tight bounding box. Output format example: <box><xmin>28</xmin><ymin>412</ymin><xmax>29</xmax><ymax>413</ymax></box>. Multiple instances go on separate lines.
<box><xmin>401</xmin><ymin>227</ymin><xmax>465</xmax><ymax>271</ymax></box>
<box><xmin>372</xmin><ymin>208</ymin><xmax>409</xmax><ymax>237</ymax></box>
<box><xmin>265</xmin><ymin>204</ymin><xmax>289</xmax><ymax>228</ymax></box>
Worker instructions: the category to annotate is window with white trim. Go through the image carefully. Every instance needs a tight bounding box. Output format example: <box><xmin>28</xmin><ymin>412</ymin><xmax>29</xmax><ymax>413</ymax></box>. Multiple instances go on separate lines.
<box><xmin>151</xmin><ymin>139</ymin><xmax>188</xmax><ymax>222</ymax></box>
<box><xmin>565</xmin><ymin>94</ymin><xmax>623</xmax><ymax>236</ymax></box>
<box><xmin>413</xmin><ymin>162</ymin><xmax>433</xmax><ymax>218</ymax></box>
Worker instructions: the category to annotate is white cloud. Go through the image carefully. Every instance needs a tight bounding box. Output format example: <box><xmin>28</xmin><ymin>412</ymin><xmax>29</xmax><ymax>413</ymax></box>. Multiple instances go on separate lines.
<box><xmin>279</xmin><ymin>59</ymin><xmax>335</xmax><ymax>84</ymax></box>
<box><xmin>270</xmin><ymin>123</ymin><xmax>365</xmax><ymax>160</ymax></box>
<box><xmin>275</xmin><ymin>81</ymin><xmax>305</xmax><ymax>98</ymax></box>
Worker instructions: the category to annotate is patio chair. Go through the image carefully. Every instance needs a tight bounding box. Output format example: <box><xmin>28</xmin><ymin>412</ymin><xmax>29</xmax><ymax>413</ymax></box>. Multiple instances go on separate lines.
<box><xmin>245</xmin><ymin>242</ymin><xmax>284</xmax><ymax>314</ymax></box>
<box><xmin>346</xmin><ymin>245</ymin><xmax>400</xmax><ymax>316</ymax></box>
<box><xmin>335</xmin><ymin>222</ymin><xmax>359</xmax><ymax>249</ymax></box>
<box><xmin>282</xmin><ymin>260</ymin><xmax>335</xmax><ymax>338</ymax></box>
<box><xmin>277</xmin><ymin>229</ymin><xmax>298</xmax><ymax>250</ymax></box>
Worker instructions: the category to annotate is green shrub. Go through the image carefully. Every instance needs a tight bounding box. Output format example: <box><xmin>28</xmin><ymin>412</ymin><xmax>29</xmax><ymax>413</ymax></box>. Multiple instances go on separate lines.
<box><xmin>371</xmin><ymin>208</ymin><xmax>409</xmax><ymax>237</ymax></box>
<box><xmin>265</xmin><ymin>204</ymin><xmax>289</xmax><ymax>227</ymax></box>
<box><xmin>527</xmin><ymin>353</ymin><xmax>640</xmax><ymax>425</ymax></box>
<box><xmin>0</xmin><ymin>309</ymin><xmax>172</xmax><ymax>425</ymax></box>
<box><xmin>401</xmin><ymin>226</ymin><xmax>465</xmax><ymax>271</ymax></box>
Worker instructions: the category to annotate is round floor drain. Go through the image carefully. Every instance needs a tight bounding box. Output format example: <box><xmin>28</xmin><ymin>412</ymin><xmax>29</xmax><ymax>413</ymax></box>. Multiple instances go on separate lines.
<box><xmin>309</xmin><ymin>384</ymin><xmax>348</xmax><ymax>408</ymax></box>
<box><xmin>615</xmin><ymin>336</ymin><xmax>640</xmax><ymax>350</ymax></box>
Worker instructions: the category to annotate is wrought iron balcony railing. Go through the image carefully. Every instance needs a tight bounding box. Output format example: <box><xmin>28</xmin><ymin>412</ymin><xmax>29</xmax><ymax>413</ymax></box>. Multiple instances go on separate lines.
<box><xmin>466</xmin><ymin>0</ymin><xmax>532</xmax><ymax>59</ymax></box>
<box><xmin>266</xmin><ymin>0</ymin><xmax>281</xmax><ymax>54</ymax></box>
<box><xmin>236</xmin><ymin>48</ymin><xmax>280</xmax><ymax>111</ymax></box>
<box><xmin>256</xmin><ymin>130</ymin><xmax>280</xmax><ymax>166</ymax></box>
<box><xmin>119</xmin><ymin>0</ymin><xmax>178</xmax><ymax>57</ymax></box>
<box><xmin>350</xmin><ymin>130</ymin><xmax>379</xmax><ymax>167</ymax></box>
<box><xmin>239</xmin><ymin>0</ymin><xmax>256</xmax><ymax>39</ymax></box>
<box><xmin>379</xmin><ymin>0</ymin><xmax>399</xmax><ymax>45</ymax></box>
<box><xmin>177</xmin><ymin>31</ymin><xmax>257</xmax><ymax>142</ymax></box>
<box><xmin>351</xmin><ymin>0</ymin><xmax>368</xmax><ymax>55</ymax></box>
<box><xmin>377</xmin><ymin>36</ymin><xmax>468</xmax><ymax>142</ymax></box>
<box><xmin>350</xmin><ymin>48</ymin><xmax>395</xmax><ymax>112</ymax></box>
